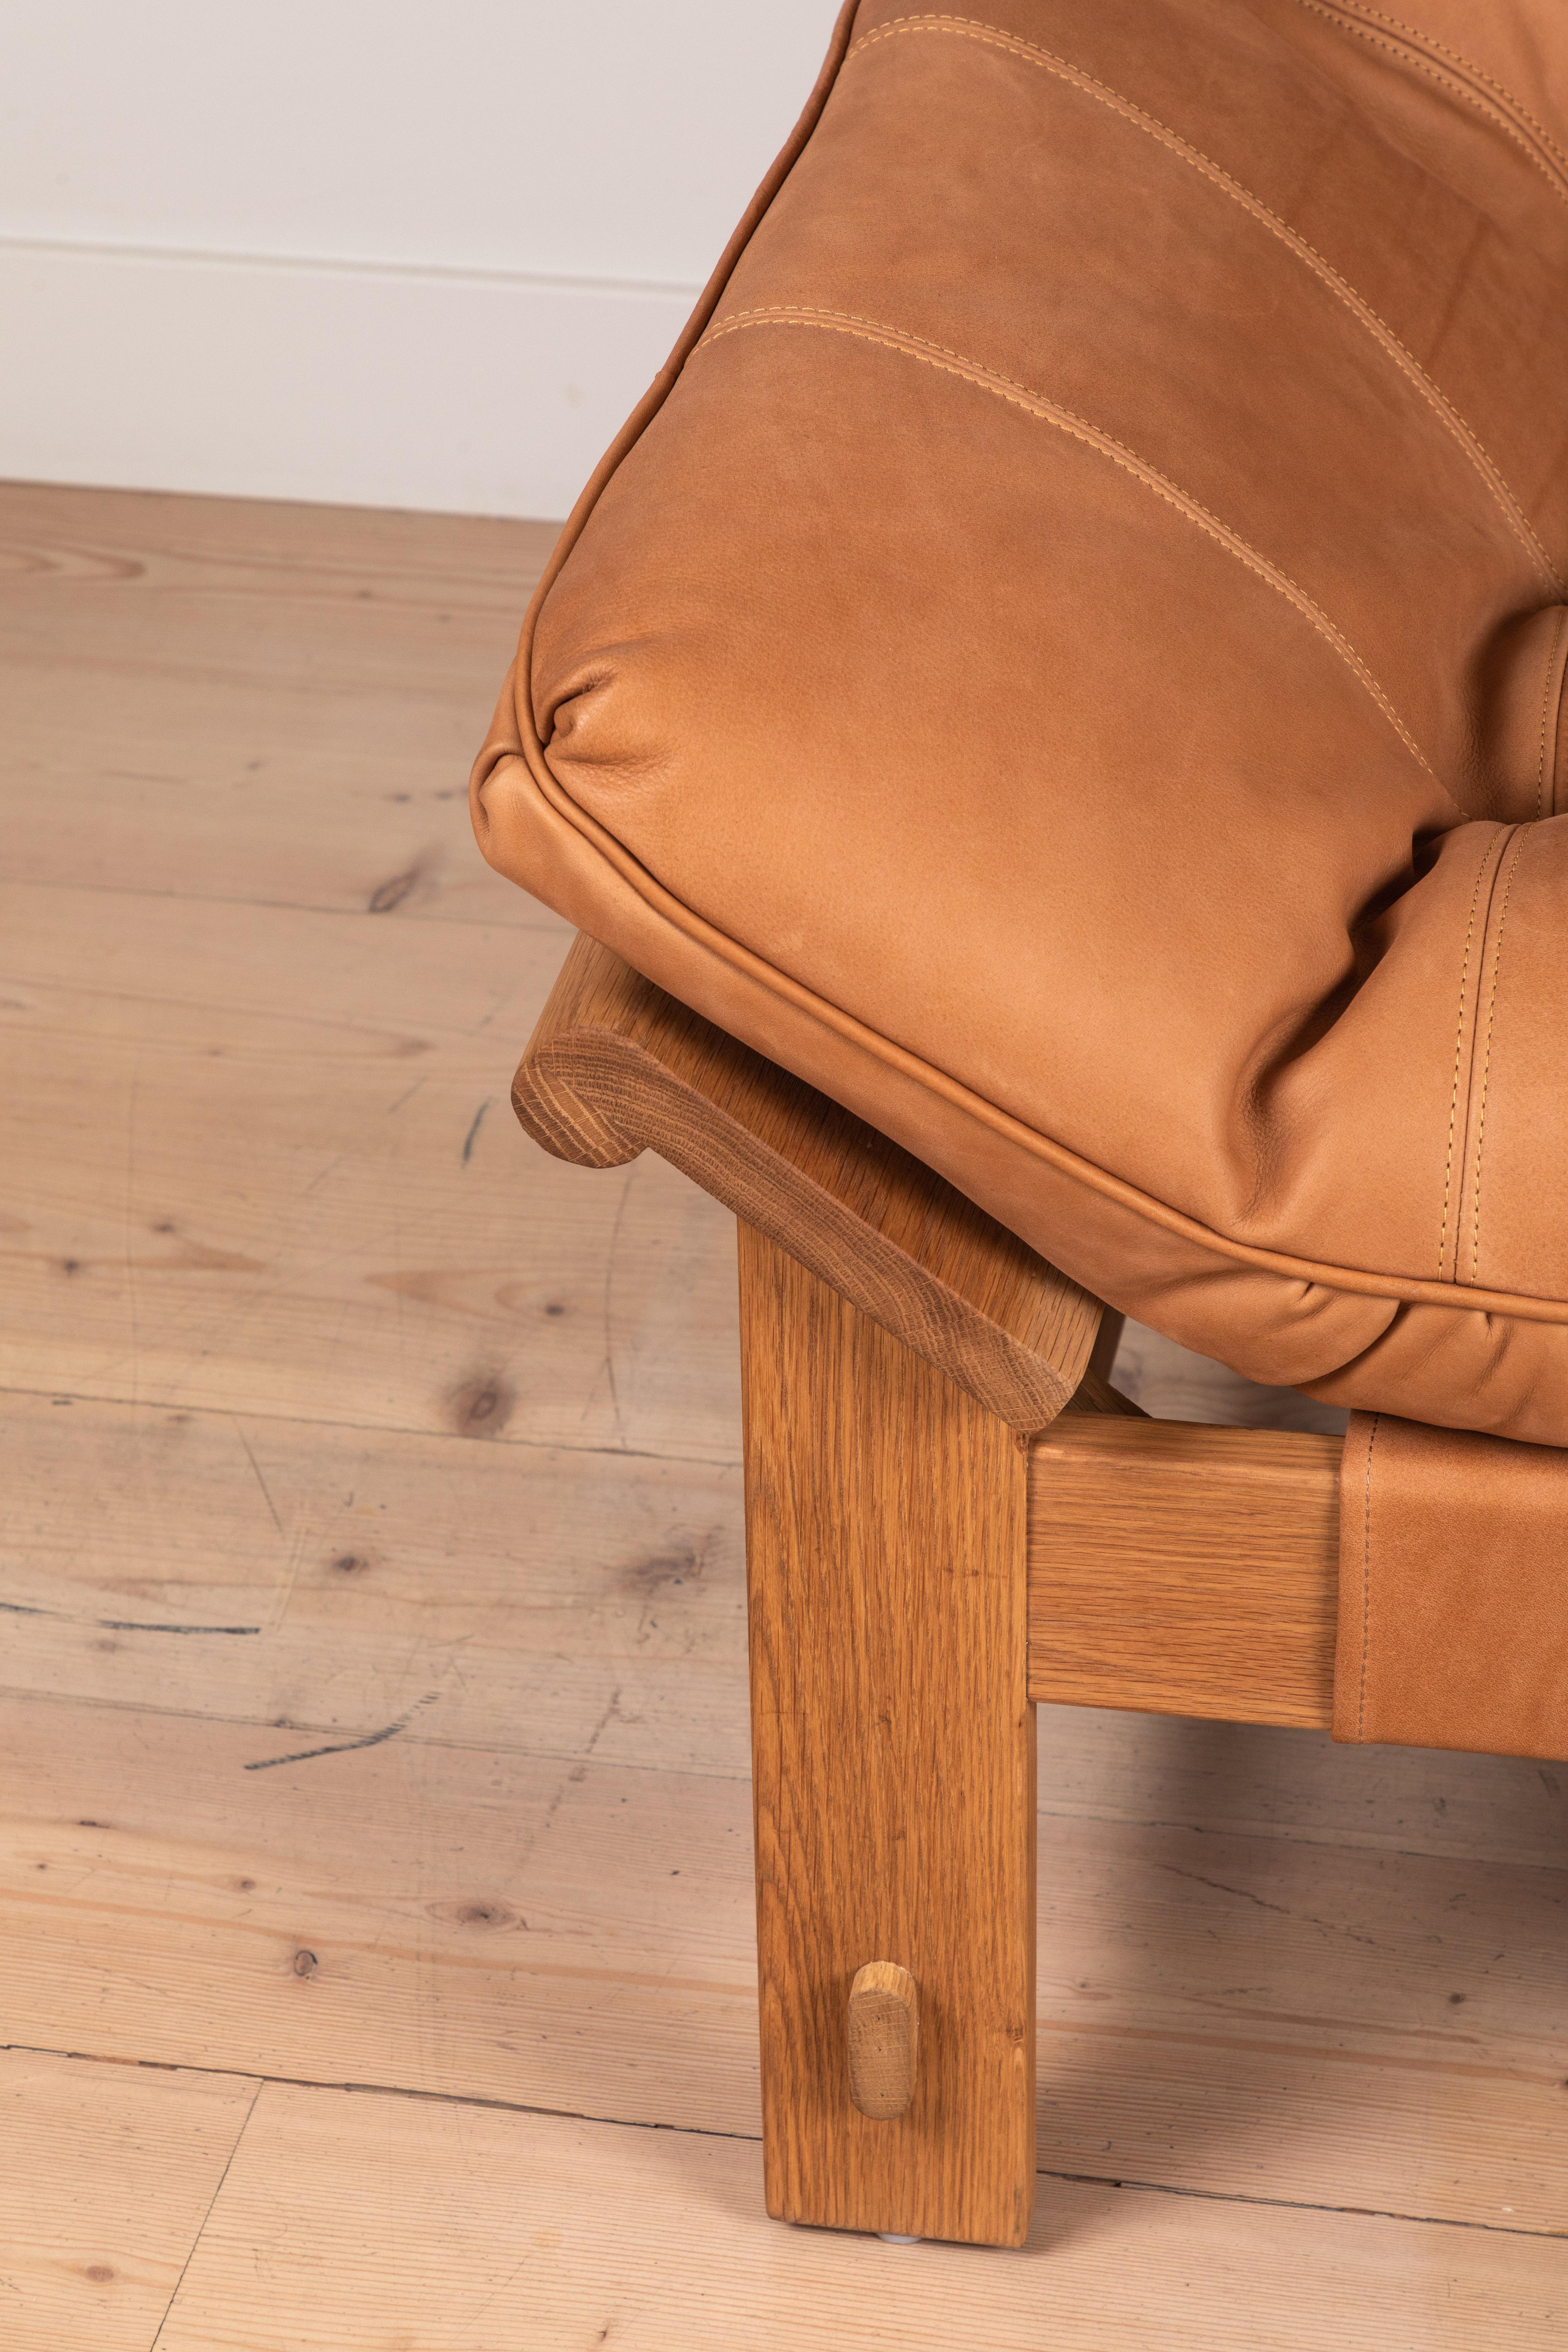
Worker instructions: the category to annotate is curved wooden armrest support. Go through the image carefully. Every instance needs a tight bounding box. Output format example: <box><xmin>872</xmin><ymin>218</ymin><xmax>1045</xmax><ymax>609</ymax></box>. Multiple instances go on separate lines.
<box><xmin>513</xmin><ymin>933</ymin><xmax>1102</xmax><ymax>1430</ymax></box>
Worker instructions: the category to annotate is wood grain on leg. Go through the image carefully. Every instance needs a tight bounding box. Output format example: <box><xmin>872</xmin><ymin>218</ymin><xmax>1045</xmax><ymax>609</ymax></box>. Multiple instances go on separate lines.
<box><xmin>740</xmin><ymin>1227</ymin><xmax>1035</xmax><ymax>2247</ymax></box>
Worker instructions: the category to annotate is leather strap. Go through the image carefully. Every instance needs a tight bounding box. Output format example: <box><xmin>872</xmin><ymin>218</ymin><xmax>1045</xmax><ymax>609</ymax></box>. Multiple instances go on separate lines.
<box><xmin>1335</xmin><ymin>1413</ymin><xmax>1568</xmax><ymax>1756</ymax></box>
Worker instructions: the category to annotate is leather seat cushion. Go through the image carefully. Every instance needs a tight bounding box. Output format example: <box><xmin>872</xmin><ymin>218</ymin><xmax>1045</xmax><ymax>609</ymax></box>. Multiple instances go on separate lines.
<box><xmin>472</xmin><ymin>0</ymin><xmax>1568</xmax><ymax>1443</ymax></box>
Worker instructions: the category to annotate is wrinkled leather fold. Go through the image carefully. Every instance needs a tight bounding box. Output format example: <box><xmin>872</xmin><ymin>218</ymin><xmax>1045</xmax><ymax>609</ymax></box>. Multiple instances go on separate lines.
<box><xmin>1335</xmin><ymin>1413</ymin><xmax>1568</xmax><ymax>1757</ymax></box>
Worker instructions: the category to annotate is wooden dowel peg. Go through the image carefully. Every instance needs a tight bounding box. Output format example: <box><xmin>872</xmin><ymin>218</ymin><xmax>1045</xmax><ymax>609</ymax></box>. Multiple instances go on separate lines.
<box><xmin>847</xmin><ymin>1962</ymin><xmax>919</xmax><ymax>2120</ymax></box>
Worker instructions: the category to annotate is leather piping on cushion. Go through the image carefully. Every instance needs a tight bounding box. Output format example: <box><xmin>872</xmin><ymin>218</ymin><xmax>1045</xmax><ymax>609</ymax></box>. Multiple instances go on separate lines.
<box><xmin>1335</xmin><ymin>1411</ymin><xmax>1568</xmax><ymax>1757</ymax></box>
<box><xmin>1551</xmin><ymin>606</ymin><xmax>1568</xmax><ymax>816</ymax></box>
<box><xmin>470</xmin><ymin>1</ymin><xmax>1568</xmax><ymax>1444</ymax></box>
<box><xmin>475</xmin><ymin>655</ymin><xmax>1568</xmax><ymax>1442</ymax></box>
<box><xmin>476</xmin><ymin>655</ymin><xmax>1568</xmax><ymax>1337</ymax></box>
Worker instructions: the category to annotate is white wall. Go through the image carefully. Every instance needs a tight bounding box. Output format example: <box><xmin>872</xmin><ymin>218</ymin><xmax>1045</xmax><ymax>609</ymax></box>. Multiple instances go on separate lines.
<box><xmin>0</xmin><ymin>3</ymin><xmax>844</xmax><ymax>518</ymax></box>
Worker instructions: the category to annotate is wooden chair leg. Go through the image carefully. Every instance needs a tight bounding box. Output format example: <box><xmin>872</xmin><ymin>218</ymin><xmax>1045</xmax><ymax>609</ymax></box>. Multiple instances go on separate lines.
<box><xmin>738</xmin><ymin>1223</ymin><xmax>1036</xmax><ymax>2248</ymax></box>
<box><xmin>511</xmin><ymin>938</ymin><xmax>1341</xmax><ymax>2240</ymax></box>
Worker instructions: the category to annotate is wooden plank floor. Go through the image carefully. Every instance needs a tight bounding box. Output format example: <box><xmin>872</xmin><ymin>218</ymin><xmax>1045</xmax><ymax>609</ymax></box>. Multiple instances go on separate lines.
<box><xmin>3</xmin><ymin>482</ymin><xmax>1566</xmax><ymax>2346</ymax></box>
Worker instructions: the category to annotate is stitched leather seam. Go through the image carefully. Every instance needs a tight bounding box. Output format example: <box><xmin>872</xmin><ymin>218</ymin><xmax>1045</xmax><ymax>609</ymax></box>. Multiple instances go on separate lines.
<box><xmin>1300</xmin><ymin>1</ymin><xmax>1568</xmax><ymax>172</ymax></box>
<box><xmin>1290</xmin><ymin>0</ymin><xmax>1568</xmax><ymax>201</ymax></box>
<box><xmin>1436</xmin><ymin>837</ymin><xmax>1495</xmax><ymax>1280</ymax></box>
<box><xmin>1359</xmin><ymin>1413</ymin><xmax>1378</xmax><ymax>1742</ymax></box>
<box><xmin>845</xmin><ymin>15</ymin><xmax>1563</xmax><ymax>592</ymax></box>
<box><xmin>697</xmin><ymin>305</ymin><xmax>1433</xmax><ymax>773</ymax></box>
<box><xmin>1469</xmin><ymin>828</ymin><xmax>1528</xmax><ymax>1284</ymax></box>
<box><xmin>1539</xmin><ymin>609</ymin><xmax>1568</xmax><ymax>821</ymax></box>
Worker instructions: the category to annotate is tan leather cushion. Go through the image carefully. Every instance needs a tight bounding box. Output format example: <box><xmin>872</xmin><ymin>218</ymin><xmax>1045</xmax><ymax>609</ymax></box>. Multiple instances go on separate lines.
<box><xmin>472</xmin><ymin>0</ymin><xmax>1568</xmax><ymax>1443</ymax></box>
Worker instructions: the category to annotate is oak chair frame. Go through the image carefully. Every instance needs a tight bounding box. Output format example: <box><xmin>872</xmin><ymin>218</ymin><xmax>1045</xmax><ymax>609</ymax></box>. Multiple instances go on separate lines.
<box><xmin>515</xmin><ymin>934</ymin><xmax>1340</xmax><ymax>2249</ymax></box>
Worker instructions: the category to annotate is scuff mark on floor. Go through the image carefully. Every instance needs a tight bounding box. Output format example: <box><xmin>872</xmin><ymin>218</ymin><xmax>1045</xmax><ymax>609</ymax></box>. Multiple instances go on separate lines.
<box><xmin>98</xmin><ymin>1618</ymin><xmax>263</xmax><ymax>1635</ymax></box>
<box><xmin>461</xmin><ymin>1098</ymin><xmax>493</xmax><ymax>1164</ymax></box>
<box><xmin>243</xmin><ymin>1692</ymin><xmax>440</xmax><ymax>1772</ymax></box>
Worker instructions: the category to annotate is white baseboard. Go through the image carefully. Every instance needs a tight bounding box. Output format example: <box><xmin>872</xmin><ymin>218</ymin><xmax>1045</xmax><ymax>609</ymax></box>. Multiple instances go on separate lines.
<box><xmin>0</xmin><ymin>238</ymin><xmax>700</xmax><ymax>520</ymax></box>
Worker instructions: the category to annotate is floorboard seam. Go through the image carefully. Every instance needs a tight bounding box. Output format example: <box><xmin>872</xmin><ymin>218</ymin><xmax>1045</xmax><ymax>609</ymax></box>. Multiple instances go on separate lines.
<box><xmin>0</xmin><ymin>1381</ymin><xmax>742</xmax><ymax>1475</ymax></box>
<box><xmin>147</xmin><ymin>2074</ymin><xmax>263</xmax><ymax>2347</ymax></box>
<box><xmin>5</xmin><ymin>2038</ymin><xmax>1559</xmax><ymax>2245</ymax></box>
<box><xmin>1036</xmin><ymin>2164</ymin><xmax>1568</xmax><ymax>2243</ymax></box>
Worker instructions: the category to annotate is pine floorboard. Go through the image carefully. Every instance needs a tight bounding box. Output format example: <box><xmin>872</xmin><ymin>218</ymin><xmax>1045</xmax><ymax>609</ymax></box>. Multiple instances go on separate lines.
<box><xmin>0</xmin><ymin>2051</ymin><xmax>258</xmax><ymax>2351</ymax></box>
<box><xmin>2</xmin><ymin>483</ymin><xmax>1565</xmax><ymax>2345</ymax></box>
<box><xmin>149</xmin><ymin>2082</ymin><xmax>1568</xmax><ymax>2352</ymax></box>
<box><xmin>2</xmin><ymin>483</ymin><xmax>560</xmax><ymax>927</ymax></box>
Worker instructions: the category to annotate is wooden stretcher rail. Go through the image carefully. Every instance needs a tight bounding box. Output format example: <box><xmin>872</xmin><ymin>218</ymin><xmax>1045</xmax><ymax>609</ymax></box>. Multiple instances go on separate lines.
<box><xmin>1028</xmin><ymin>1416</ymin><xmax>1339</xmax><ymax>1728</ymax></box>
